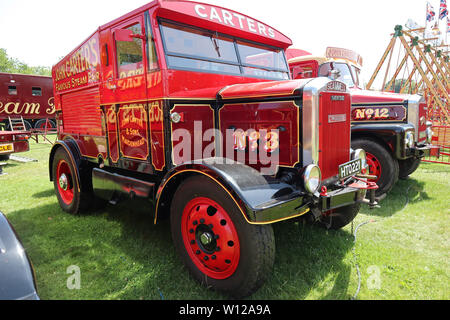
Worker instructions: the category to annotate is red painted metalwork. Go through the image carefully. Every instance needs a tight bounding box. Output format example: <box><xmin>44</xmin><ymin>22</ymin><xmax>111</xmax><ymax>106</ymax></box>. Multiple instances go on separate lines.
<box><xmin>181</xmin><ymin>197</ymin><xmax>240</xmax><ymax>279</ymax></box>
<box><xmin>318</xmin><ymin>92</ymin><xmax>351</xmax><ymax>179</ymax></box>
<box><xmin>0</xmin><ymin>73</ymin><xmax>55</xmax><ymax>129</ymax></box>
<box><xmin>0</xmin><ymin>130</ymin><xmax>30</xmax><ymax>157</ymax></box>
<box><xmin>365</xmin><ymin>152</ymin><xmax>382</xmax><ymax>183</ymax></box>
<box><xmin>218</xmin><ymin>100</ymin><xmax>299</xmax><ymax>170</ymax></box>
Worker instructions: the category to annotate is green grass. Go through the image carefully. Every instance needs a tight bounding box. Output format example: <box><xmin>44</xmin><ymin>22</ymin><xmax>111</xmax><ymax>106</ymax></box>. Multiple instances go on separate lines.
<box><xmin>0</xmin><ymin>138</ymin><xmax>448</xmax><ymax>300</ymax></box>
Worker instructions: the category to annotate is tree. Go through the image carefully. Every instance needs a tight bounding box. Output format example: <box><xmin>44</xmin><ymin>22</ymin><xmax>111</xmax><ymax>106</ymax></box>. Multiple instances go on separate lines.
<box><xmin>0</xmin><ymin>48</ymin><xmax>51</xmax><ymax>76</ymax></box>
<box><xmin>384</xmin><ymin>78</ymin><xmax>418</xmax><ymax>93</ymax></box>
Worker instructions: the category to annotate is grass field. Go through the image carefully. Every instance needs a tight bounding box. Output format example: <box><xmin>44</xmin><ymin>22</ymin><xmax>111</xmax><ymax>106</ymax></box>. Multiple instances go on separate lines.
<box><xmin>0</xmin><ymin>138</ymin><xmax>449</xmax><ymax>300</ymax></box>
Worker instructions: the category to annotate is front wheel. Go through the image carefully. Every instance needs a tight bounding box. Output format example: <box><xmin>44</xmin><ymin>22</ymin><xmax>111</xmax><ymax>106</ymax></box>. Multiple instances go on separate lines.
<box><xmin>170</xmin><ymin>175</ymin><xmax>275</xmax><ymax>298</ymax></box>
<box><xmin>352</xmin><ymin>138</ymin><xmax>399</xmax><ymax>197</ymax></box>
<box><xmin>398</xmin><ymin>157</ymin><xmax>421</xmax><ymax>179</ymax></box>
<box><xmin>318</xmin><ymin>203</ymin><xmax>361</xmax><ymax>230</ymax></box>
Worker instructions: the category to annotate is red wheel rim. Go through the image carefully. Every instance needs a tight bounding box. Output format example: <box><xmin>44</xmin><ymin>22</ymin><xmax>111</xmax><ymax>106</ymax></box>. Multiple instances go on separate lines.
<box><xmin>56</xmin><ymin>159</ymin><xmax>74</xmax><ymax>205</ymax></box>
<box><xmin>366</xmin><ymin>152</ymin><xmax>381</xmax><ymax>182</ymax></box>
<box><xmin>181</xmin><ymin>197</ymin><xmax>240</xmax><ymax>280</ymax></box>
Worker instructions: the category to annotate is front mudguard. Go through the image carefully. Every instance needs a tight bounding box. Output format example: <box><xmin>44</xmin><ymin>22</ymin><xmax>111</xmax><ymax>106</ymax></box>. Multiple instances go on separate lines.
<box><xmin>155</xmin><ymin>158</ymin><xmax>309</xmax><ymax>225</ymax></box>
<box><xmin>155</xmin><ymin>158</ymin><xmax>374</xmax><ymax>225</ymax></box>
<box><xmin>351</xmin><ymin>123</ymin><xmax>415</xmax><ymax>160</ymax></box>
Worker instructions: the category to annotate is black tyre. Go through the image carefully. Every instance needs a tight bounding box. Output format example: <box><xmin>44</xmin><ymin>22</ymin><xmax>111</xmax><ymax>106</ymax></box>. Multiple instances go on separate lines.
<box><xmin>34</xmin><ymin>119</ymin><xmax>56</xmax><ymax>130</ymax></box>
<box><xmin>0</xmin><ymin>154</ymin><xmax>10</xmax><ymax>161</ymax></box>
<box><xmin>52</xmin><ymin>148</ymin><xmax>94</xmax><ymax>214</ymax></box>
<box><xmin>170</xmin><ymin>175</ymin><xmax>275</xmax><ymax>298</ymax></box>
<box><xmin>352</xmin><ymin>138</ymin><xmax>399</xmax><ymax>197</ymax></box>
<box><xmin>398</xmin><ymin>157</ymin><xmax>421</xmax><ymax>179</ymax></box>
<box><xmin>317</xmin><ymin>203</ymin><xmax>361</xmax><ymax>230</ymax></box>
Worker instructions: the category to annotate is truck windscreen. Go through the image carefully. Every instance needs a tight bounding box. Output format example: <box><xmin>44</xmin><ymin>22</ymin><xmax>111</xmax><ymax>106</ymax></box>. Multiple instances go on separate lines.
<box><xmin>319</xmin><ymin>62</ymin><xmax>355</xmax><ymax>87</ymax></box>
<box><xmin>159</xmin><ymin>20</ymin><xmax>289</xmax><ymax>80</ymax></box>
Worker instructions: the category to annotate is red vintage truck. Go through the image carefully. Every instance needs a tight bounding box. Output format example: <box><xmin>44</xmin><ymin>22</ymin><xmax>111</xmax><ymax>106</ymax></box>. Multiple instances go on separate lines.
<box><xmin>49</xmin><ymin>0</ymin><xmax>376</xmax><ymax>297</ymax></box>
<box><xmin>0</xmin><ymin>72</ymin><xmax>55</xmax><ymax>130</ymax></box>
<box><xmin>0</xmin><ymin>129</ymin><xmax>30</xmax><ymax>162</ymax></box>
<box><xmin>288</xmin><ymin>47</ymin><xmax>436</xmax><ymax>196</ymax></box>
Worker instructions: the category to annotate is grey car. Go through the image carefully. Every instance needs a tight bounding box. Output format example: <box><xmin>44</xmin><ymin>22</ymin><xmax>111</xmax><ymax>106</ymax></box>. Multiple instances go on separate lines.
<box><xmin>0</xmin><ymin>211</ymin><xmax>39</xmax><ymax>300</ymax></box>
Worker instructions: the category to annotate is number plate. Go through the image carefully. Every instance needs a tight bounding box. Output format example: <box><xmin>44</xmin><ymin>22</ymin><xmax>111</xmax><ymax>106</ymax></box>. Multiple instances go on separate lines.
<box><xmin>338</xmin><ymin>158</ymin><xmax>361</xmax><ymax>180</ymax></box>
<box><xmin>0</xmin><ymin>143</ymin><xmax>13</xmax><ymax>154</ymax></box>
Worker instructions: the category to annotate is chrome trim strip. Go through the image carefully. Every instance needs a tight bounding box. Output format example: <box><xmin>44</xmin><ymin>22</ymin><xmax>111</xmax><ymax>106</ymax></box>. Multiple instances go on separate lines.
<box><xmin>406</xmin><ymin>94</ymin><xmax>423</xmax><ymax>142</ymax></box>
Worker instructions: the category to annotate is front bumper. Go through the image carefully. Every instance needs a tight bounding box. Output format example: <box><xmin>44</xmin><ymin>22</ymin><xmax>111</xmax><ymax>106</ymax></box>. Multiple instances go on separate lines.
<box><xmin>249</xmin><ymin>176</ymin><xmax>376</xmax><ymax>224</ymax></box>
<box><xmin>407</xmin><ymin>144</ymin><xmax>440</xmax><ymax>158</ymax></box>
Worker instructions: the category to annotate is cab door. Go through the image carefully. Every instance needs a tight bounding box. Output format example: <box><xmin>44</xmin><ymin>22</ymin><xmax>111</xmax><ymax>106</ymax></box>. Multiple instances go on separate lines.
<box><xmin>106</xmin><ymin>15</ymin><xmax>150</xmax><ymax>163</ymax></box>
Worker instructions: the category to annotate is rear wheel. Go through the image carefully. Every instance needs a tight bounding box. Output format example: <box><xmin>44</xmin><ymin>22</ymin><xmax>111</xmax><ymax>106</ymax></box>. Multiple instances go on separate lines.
<box><xmin>398</xmin><ymin>157</ymin><xmax>421</xmax><ymax>179</ymax></box>
<box><xmin>34</xmin><ymin>119</ymin><xmax>56</xmax><ymax>130</ymax></box>
<box><xmin>352</xmin><ymin>138</ymin><xmax>399</xmax><ymax>197</ymax></box>
<box><xmin>170</xmin><ymin>175</ymin><xmax>275</xmax><ymax>298</ymax></box>
<box><xmin>52</xmin><ymin>148</ymin><xmax>94</xmax><ymax>214</ymax></box>
<box><xmin>0</xmin><ymin>154</ymin><xmax>10</xmax><ymax>161</ymax></box>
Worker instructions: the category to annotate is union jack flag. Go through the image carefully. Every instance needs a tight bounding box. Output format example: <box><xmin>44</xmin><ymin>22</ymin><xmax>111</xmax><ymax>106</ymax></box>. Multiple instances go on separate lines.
<box><xmin>439</xmin><ymin>0</ymin><xmax>448</xmax><ymax>20</ymax></box>
<box><xmin>427</xmin><ymin>2</ymin><xmax>436</xmax><ymax>22</ymax></box>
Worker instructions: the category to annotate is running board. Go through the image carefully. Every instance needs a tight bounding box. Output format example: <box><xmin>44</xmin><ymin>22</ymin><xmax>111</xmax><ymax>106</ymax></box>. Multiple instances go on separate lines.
<box><xmin>92</xmin><ymin>168</ymin><xmax>155</xmax><ymax>204</ymax></box>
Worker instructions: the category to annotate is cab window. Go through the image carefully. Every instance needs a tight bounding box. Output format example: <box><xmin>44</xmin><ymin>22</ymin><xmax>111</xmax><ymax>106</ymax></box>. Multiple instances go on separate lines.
<box><xmin>115</xmin><ymin>23</ymin><xmax>144</xmax><ymax>79</ymax></box>
<box><xmin>159</xmin><ymin>20</ymin><xmax>289</xmax><ymax>80</ymax></box>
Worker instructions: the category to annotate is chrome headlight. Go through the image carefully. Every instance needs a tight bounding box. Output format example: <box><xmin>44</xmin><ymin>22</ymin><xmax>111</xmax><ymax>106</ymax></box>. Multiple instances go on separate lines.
<box><xmin>353</xmin><ymin>148</ymin><xmax>367</xmax><ymax>169</ymax></box>
<box><xmin>303</xmin><ymin>164</ymin><xmax>321</xmax><ymax>194</ymax></box>
<box><xmin>405</xmin><ymin>132</ymin><xmax>415</xmax><ymax>148</ymax></box>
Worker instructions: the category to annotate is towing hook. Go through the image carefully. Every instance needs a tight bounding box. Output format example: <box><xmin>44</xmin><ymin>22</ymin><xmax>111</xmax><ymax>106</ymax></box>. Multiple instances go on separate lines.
<box><xmin>368</xmin><ymin>188</ymin><xmax>379</xmax><ymax>209</ymax></box>
<box><xmin>349</xmin><ymin>176</ymin><xmax>380</xmax><ymax>209</ymax></box>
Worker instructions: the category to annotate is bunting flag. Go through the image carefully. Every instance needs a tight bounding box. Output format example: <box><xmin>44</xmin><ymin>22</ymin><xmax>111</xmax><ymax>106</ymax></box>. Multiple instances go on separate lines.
<box><xmin>438</xmin><ymin>0</ymin><xmax>448</xmax><ymax>43</ymax></box>
<box><xmin>425</xmin><ymin>2</ymin><xmax>438</xmax><ymax>40</ymax></box>
<box><xmin>439</xmin><ymin>0</ymin><xmax>449</xmax><ymax>33</ymax></box>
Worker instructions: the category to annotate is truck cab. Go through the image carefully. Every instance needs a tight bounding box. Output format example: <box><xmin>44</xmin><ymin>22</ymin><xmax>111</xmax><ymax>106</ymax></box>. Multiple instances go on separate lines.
<box><xmin>49</xmin><ymin>1</ymin><xmax>375</xmax><ymax>297</ymax></box>
<box><xmin>288</xmin><ymin>47</ymin><xmax>436</xmax><ymax>196</ymax></box>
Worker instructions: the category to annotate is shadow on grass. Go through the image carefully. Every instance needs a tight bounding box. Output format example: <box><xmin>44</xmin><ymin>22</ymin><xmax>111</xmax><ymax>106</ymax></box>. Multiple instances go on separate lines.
<box><xmin>32</xmin><ymin>188</ymin><xmax>55</xmax><ymax>199</ymax></box>
<box><xmin>6</xmin><ymin>199</ymin><xmax>355</xmax><ymax>300</ymax></box>
<box><xmin>361</xmin><ymin>177</ymin><xmax>430</xmax><ymax>218</ymax></box>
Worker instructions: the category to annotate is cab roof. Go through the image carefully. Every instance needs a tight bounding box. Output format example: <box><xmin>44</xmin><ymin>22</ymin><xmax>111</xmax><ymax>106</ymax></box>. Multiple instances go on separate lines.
<box><xmin>100</xmin><ymin>0</ymin><xmax>292</xmax><ymax>49</ymax></box>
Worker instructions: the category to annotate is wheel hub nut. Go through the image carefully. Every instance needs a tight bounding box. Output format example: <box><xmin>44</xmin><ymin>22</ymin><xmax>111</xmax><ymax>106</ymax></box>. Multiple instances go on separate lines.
<box><xmin>200</xmin><ymin>232</ymin><xmax>213</xmax><ymax>246</ymax></box>
<box><xmin>59</xmin><ymin>174</ymin><xmax>68</xmax><ymax>190</ymax></box>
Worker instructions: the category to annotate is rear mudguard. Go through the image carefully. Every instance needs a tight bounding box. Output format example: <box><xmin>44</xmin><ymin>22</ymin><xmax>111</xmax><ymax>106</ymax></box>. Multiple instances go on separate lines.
<box><xmin>351</xmin><ymin>123</ymin><xmax>415</xmax><ymax>160</ymax></box>
<box><xmin>154</xmin><ymin>158</ymin><xmax>310</xmax><ymax>225</ymax></box>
